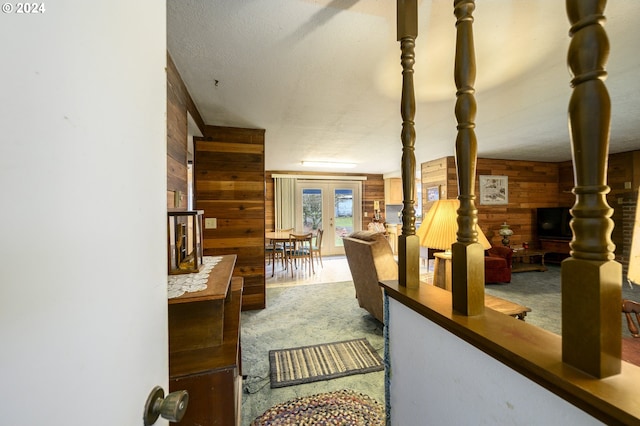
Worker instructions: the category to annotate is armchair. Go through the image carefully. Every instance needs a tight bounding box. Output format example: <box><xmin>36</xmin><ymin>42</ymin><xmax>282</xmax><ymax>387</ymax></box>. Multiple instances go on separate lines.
<box><xmin>342</xmin><ymin>231</ymin><xmax>397</xmax><ymax>322</ymax></box>
<box><xmin>485</xmin><ymin>246</ymin><xmax>512</xmax><ymax>284</ymax></box>
<box><xmin>343</xmin><ymin>232</ymin><xmax>529</xmax><ymax>322</ymax></box>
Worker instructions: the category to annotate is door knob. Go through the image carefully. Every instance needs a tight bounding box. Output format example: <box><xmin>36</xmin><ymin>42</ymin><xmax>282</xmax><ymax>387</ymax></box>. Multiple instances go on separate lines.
<box><xmin>143</xmin><ymin>386</ymin><xmax>189</xmax><ymax>425</ymax></box>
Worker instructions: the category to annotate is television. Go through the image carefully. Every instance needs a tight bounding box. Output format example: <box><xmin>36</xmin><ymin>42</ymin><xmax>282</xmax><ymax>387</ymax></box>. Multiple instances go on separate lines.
<box><xmin>536</xmin><ymin>207</ymin><xmax>572</xmax><ymax>240</ymax></box>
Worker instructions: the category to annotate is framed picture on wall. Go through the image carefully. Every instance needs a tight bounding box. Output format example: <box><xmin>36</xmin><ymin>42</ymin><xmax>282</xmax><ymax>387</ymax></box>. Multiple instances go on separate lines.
<box><xmin>427</xmin><ymin>186</ymin><xmax>440</xmax><ymax>202</ymax></box>
<box><xmin>479</xmin><ymin>175</ymin><xmax>508</xmax><ymax>205</ymax></box>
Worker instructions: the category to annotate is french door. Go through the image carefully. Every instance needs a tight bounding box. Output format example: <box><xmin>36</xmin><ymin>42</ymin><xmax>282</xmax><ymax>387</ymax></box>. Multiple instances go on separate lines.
<box><xmin>296</xmin><ymin>180</ymin><xmax>362</xmax><ymax>256</ymax></box>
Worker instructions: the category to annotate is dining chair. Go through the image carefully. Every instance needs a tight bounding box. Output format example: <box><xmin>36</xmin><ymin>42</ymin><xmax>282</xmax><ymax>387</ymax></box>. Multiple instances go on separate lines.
<box><xmin>277</xmin><ymin>228</ymin><xmax>295</xmax><ymax>261</ymax></box>
<box><xmin>265</xmin><ymin>238</ymin><xmax>274</xmax><ymax>264</ymax></box>
<box><xmin>265</xmin><ymin>238</ymin><xmax>285</xmax><ymax>277</ymax></box>
<box><xmin>265</xmin><ymin>228</ymin><xmax>292</xmax><ymax>276</ymax></box>
<box><xmin>285</xmin><ymin>232</ymin><xmax>314</xmax><ymax>277</ymax></box>
<box><xmin>311</xmin><ymin>228</ymin><xmax>324</xmax><ymax>268</ymax></box>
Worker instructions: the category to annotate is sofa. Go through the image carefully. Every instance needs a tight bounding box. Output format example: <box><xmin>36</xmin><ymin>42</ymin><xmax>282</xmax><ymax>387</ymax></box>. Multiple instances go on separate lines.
<box><xmin>485</xmin><ymin>246</ymin><xmax>513</xmax><ymax>284</ymax></box>
<box><xmin>342</xmin><ymin>231</ymin><xmax>398</xmax><ymax>322</ymax></box>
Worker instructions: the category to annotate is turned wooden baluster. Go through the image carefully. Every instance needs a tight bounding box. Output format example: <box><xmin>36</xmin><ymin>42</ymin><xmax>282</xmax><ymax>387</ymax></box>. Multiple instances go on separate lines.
<box><xmin>451</xmin><ymin>0</ymin><xmax>484</xmax><ymax>315</ymax></box>
<box><xmin>562</xmin><ymin>0</ymin><xmax>622</xmax><ymax>378</ymax></box>
<box><xmin>397</xmin><ymin>0</ymin><xmax>419</xmax><ymax>288</ymax></box>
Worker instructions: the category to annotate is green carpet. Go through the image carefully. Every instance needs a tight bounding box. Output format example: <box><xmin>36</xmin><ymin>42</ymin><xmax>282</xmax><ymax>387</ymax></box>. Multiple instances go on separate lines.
<box><xmin>240</xmin><ymin>281</ymin><xmax>384</xmax><ymax>426</ymax></box>
<box><xmin>241</xmin><ymin>267</ymin><xmax>639</xmax><ymax>425</ymax></box>
<box><xmin>485</xmin><ymin>264</ymin><xmax>640</xmax><ymax>336</ymax></box>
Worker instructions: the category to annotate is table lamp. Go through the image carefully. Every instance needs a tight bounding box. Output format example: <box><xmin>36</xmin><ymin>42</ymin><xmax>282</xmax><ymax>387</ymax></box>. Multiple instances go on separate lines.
<box><xmin>417</xmin><ymin>199</ymin><xmax>491</xmax><ymax>252</ymax></box>
<box><xmin>498</xmin><ymin>222</ymin><xmax>513</xmax><ymax>246</ymax></box>
<box><xmin>417</xmin><ymin>199</ymin><xmax>491</xmax><ymax>289</ymax></box>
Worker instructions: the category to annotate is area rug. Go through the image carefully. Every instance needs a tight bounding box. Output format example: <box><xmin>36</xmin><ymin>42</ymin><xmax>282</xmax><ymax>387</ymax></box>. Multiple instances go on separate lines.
<box><xmin>250</xmin><ymin>389</ymin><xmax>385</xmax><ymax>425</ymax></box>
<box><xmin>269</xmin><ymin>338</ymin><xmax>383</xmax><ymax>388</ymax></box>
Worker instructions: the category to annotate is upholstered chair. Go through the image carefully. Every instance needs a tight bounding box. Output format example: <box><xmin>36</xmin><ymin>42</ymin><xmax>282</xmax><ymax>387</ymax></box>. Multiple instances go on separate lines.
<box><xmin>343</xmin><ymin>231</ymin><xmax>398</xmax><ymax>322</ymax></box>
<box><xmin>485</xmin><ymin>246</ymin><xmax>513</xmax><ymax>284</ymax></box>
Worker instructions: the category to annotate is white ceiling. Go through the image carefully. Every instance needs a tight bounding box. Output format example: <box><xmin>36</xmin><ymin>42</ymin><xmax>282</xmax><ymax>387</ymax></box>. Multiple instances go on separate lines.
<box><xmin>167</xmin><ymin>1</ymin><xmax>640</xmax><ymax>176</ymax></box>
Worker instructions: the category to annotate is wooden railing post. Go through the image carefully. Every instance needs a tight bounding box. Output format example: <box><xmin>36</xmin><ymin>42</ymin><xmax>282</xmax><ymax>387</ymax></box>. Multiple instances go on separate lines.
<box><xmin>451</xmin><ymin>0</ymin><xmax>484</xmax><ymax>315</ymax></box>
<box><xmin>563</xmin><ymin>0</ymin><xmax>622</xmax><ymax>378</ymax></box>
<box><xmin>397</xmin><ymin>0</ymin><xmax>420</xmax><ymax>289</ymax></box>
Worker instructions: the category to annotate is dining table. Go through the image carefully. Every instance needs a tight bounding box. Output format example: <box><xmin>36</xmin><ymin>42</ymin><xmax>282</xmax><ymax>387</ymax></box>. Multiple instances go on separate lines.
<box><xmin>265</xmin><ymin>230</ymin><xmax>296</xmax><ymax>243</ymax></box>
<box><xmin>265</xmin><ymin>230</ymin><xmax>313</xmax><ymax>276</ymax></box>
<box><xmin>265</xmin><ymin>231</ymin><xmax>294</xmax><ymax>276</ymax></box>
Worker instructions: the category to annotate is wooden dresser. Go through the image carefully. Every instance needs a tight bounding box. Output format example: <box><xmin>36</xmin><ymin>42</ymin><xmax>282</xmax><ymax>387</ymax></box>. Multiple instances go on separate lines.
<box><xmin>168</xmin><ymin>254</ymin><xmax>243</xmax><ymax>426</ymax></box>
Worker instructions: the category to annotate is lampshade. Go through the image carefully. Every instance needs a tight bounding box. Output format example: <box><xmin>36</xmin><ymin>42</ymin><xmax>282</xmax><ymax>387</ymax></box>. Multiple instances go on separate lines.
<box><xmin>417</xmin><ymin>199</ymin><xmax>491</xmax><ymax>250</ymax></box>
<box><xmin>627</xmin><ymin>198</ymin><xmax>640</xmax><ymax>285</ymax></box>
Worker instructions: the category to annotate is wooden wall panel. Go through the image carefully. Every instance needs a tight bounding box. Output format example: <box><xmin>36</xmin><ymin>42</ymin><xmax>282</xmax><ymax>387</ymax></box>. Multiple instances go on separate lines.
<box><xmin>421</xmin><ymin>158</ymin><xmax>448</xmax><ymax>213</ymax></box>
<box><xmin>558</xmin><ymin>160</ymin><xmax>574</xmax><ymax>204</ymax></box>
<box><xmin>605</xmin><ymin>152</ymin><xmax>636</xmax><ymax>267</ymax></box>
<box><xmin>167</xmin><ymin>155</ymin><xmax>187</xmax><ymax>196</ymax></box>
<box><xmin>425</xmin><ymin>156</ymin><xmax>562</xmax><ymax>248</ymax></box>
<box><xmin>265</xmin><ymin>176</ymin><xmax>275</xmax><ymax>231</ymax></box>
<box><xmin>445</xmin><ymin>156</ymin><xmax>458</xmax><ymax>199</ymax></box>
<box><xmin>166</xmin><ymin>52</ymin><xmax>204</xmax><ymax>209</ymax></box>
<box><xmin>362</xmin><ymin>174</ymin><xmax>385</xmax><ymax>229</ymax></box>
<box><xmin>475</xmin><ymin>159</ymin><xmax>561</xmax><ymax>248</ymax></box>
<box><xmin>420</xmin><ymin>151</ymin><xmax>640</xmax><ymax>271</ymax></box>
<box><xmin>195</xmin><ymin>126</ymin><xmax>266</xmax><ymax>311</ymax></box>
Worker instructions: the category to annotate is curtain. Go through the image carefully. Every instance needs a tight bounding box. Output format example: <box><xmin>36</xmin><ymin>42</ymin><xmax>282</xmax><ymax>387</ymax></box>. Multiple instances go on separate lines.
<box><xmin>275</xmin><ymin>177</ymin><xmax>296</xmax><ymax>230</ymax></box>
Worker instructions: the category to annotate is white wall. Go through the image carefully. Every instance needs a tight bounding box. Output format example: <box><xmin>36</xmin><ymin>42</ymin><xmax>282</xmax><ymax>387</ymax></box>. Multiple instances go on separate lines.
<box><xmin>0</xmin><ymin>1</ymin><xmax>168</xmax><ymax>425</ymax></box>
<box><xmin>387</xmin><ymin>299</ymin><xmax>603</xmax><ymax>425</ymax></box>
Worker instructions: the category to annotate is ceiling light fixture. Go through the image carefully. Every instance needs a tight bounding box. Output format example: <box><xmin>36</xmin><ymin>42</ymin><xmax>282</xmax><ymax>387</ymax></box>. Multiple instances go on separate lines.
<box><xmin>301</xmin><ymin>161</ymin><xmax>357</xmax><ymax>169</ymax></box>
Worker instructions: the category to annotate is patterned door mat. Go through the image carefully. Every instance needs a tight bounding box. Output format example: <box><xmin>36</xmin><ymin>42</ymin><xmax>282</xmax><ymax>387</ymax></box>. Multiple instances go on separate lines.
<box><xmin>269</xmin><ymin>338</ymin><xmax>384</xmax><ymax>388</ymax></box>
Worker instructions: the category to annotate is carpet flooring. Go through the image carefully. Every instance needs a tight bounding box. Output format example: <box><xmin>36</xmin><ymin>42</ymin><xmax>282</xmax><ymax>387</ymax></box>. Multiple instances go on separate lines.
<box><xmin>241</xmin><ymin>281</ymin><xmax>384</xmax><ymax>426</ymax></box>
<box><xmin>485</xmin><ymin>264</ymin><xmax>640</xmax><ymax>336</ymax></box>
<box><xmin>241</xmin><ymin>263</ymin><xmax>640</xmax><ymax>425</ymax></box>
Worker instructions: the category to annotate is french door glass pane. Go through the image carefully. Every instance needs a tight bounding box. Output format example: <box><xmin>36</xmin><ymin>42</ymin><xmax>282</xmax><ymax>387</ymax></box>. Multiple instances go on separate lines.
<box><xmin>334</xmin><ymin>188</ymin><xmax>354</xmax><ymax>247</ymax></box>
<box><xmin>296</xmin><ymin>180</ymin><xmax>360</xmax><ymax>256</ymax></box>
<box><xmin>302</xmin><ymin>188</ymin><xmax>322</xmax><ymax>233</ymax></box>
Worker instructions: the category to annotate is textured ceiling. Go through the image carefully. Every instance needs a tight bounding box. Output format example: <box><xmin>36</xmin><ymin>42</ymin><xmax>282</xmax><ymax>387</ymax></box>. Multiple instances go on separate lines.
<box><xmin>167</xmin><ymin>1</ymin><xmax>640</xmax><ymax>176</ymax></box>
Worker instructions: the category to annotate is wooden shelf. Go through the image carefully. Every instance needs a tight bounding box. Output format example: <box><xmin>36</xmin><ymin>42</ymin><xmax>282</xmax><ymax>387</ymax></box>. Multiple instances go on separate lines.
<box><xmin>169</xmin><ymin>277</ymin><xmax>242</xmax><ymax>378</ymax></box>
<box><xmin>168</xmin><ymin>255</ymin><xmax>236</xmax><ymax>351</ymax></box>
<box><xmin>169</xmin><ymin>255</ymin><xmax>243</xmax><ymax>426</ymax></box>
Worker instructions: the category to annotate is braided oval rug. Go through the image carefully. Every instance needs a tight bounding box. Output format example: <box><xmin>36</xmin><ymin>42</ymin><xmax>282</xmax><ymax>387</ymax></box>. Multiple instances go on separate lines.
<box><xmin>250</xmin><ymin>389</ymin><xmax>385</xmax><ymax>425</ymax></box>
